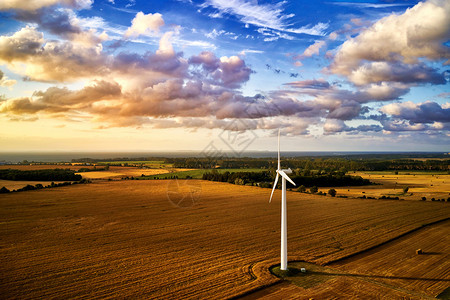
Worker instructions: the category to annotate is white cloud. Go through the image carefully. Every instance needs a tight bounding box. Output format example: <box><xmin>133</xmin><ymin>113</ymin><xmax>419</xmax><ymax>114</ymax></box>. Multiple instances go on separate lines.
<box><xmin>126</xmin><ymin>0</ymin><xmax>136</xmax><ymax>8</ymax></box>
<box><xmin>302</xmin><ymin>40</ymin><xmax>326</xmax><ymax>57</ymax></box>
<box><xmin>239</xmin><ymin>49</ymin><xmax>264</xmax><ymax>56</ymax></box>
<box><xmin>331</xmin><ymin>2</ymin><xmax>412</xmax><ymax>9</ymax></box>
<box><xmin>331</xmin><ymin>0</ymin><xmax>450</xmax><ymax>80</ymax></box>
<box><xmin>380</xmin><ymin>101</ymin><xmax>450</xmax><ymax>124</ymax></box>
<box><xmin>324</xmin><ymin>119</ymin><xmax>346</xmax><ymax>133</ymax></box>
<box><xmin>0</xmin><ymin>26</ymin><xmax>107</xmax><ymax>82</ymax></box>
<box><xmin>125</xmin><ymin>12</ymin><xmax>164</xmax><ymax>38</ymax></box>
<box><xmin>257</xmin><ymin>27</ymin><xmax>294</xmax><ymax>42</ymax></box>
<box><xmin>0</xmin><ymin>70</ymin><xmax>16</xmax><ymax>87</ymax></box>
<box><xmin>200</xmin><ymin>0</ymin><xmax>328</xmax><ymax>36</ymax></box>
<box><xmin>205</xmin><ymin>29</ymin><xmax>225</xmax><ymax>39</ymax></box>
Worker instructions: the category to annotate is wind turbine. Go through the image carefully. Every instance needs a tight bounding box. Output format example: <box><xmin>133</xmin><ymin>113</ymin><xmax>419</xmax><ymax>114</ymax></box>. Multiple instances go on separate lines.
<box><xmin>269</xmin><ymin>129</ymin><xmax>296</xmax><ymax>271</ymax></box>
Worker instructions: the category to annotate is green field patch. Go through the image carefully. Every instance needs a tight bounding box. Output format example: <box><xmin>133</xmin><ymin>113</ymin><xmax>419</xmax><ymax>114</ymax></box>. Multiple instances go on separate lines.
<box><xmin>140</xmin><ymin>168</ymin><xmax>267</xmax><ymax>179</ymax></box>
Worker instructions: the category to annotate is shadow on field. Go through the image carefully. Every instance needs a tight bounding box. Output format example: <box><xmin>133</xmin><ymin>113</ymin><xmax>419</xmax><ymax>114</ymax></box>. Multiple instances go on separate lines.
<box><xmin>308</xmin><ymin>270</ymin><xmax>450</xmax><ymax>282</ymax></box>
<box><xmin>420</xmin><ymin>251</ymin><xmax>442</xmax><ymax>255</ymax></box>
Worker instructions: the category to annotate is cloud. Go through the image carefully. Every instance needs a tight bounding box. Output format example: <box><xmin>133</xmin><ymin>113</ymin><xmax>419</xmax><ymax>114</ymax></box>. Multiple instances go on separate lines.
<box><xmin>0</xmin><ymin>26</ymin><xmax>44</xmax><ymax>61</ymax></box>
<box><xmin>125</xmin><ymin>12</ymin><xmax>164</xmax><ymax>38</ymax></box>
<box><xmin>0</xmin><ymin>80</ymin><xmax>121</xmax><ymax>114</ymax></box>
<box><xmin>126</xmin><ymin>0</ymin><xmax>136</xmax><ymax>8</ymax></box>
<box><xmin>348</xmin><ymin>61</ymin><xmax>447</xmax><ymax>86</ymax></box>
<box><xmin>285</xmin><ymin>79</ymin><xmax>330</xmax><ymax>90</ymax></box>
<box><xmin>362</xmin><ymin>82</ymin><xmax>410</xmax><ymax>101</ymax></box>
<box><xmin>331</xmin><ymin>0</ymin><xmax>450</xmax><ymax>81</ymax></box>
<box><xmin>331</xmin><ymin>2</ymin><xmax>412</xmax><ymax>9</ymax></box>
<box><xmin>323</xmin><ymin>119</ymin><xmax>383</xmax><ymax>134</ymax></box>
<box><xmin>381</xmin><ymin>120</ymin><xmax>428</xmax><ymax>132</ymax></box>
<box><xmin>0</xmin><ymin>0</ymin><xmax>92</xmax><ymax>11</ymax></box>
<box><xmin>1</xmin><ymin>0</ymin><xmax>446</xmax><ymax>140</ymax></box>
<box><xmin>12</xmin><ymin>7</ymin><xmax>109</xmax><ymax>47</ymax></box>
<box><xmin>0</xmin><ymin>26</ymin><xmax>107</xmax><ymax>82</ymax></box>
<box><xmin>239</xmin><ymin>49</ymin><xmax>264</xmax><ymax>56</ymax></box>
<box><xmin>189</xmin><ymin>51</ymin><xmax>252</xmax><ymax>88</ymax></box>
<box><xmin>256</xmin><ymin>28</ymin><xmax>294</xmax><ymax>42</ymax></box>
<box><xmin>284</xmin><ymin>78</ymin><xmax>408</xmax><ymax>103</ymax></box>
<box><xmin>0</xmin><ymin>70</ymin><xmax>16</xmax><ymax>87</ymax></box>
<box><xmin>300</xmin><ymin>40</ymin><xmax>326</xmax><ymax>57</ymax></box>
<box><xmin>323</xmin><ymin>119</ymin><xmax>346</xmax><ymax>133</ymax></box>
<box><xmin>380</xmin><ymin>101</ymin><xmax>450</xmax><ymax>124</ymax></box>
<box><xmin>205</xmin><ymin>29</ymin><xmax>225</xmax><ymax>39</ymax></box>
<box><xmin>199</xmin><ymin>0</ymin><xmax>328</xmax><ymax>36</ymax></box>
<box><xmin>294</xmin><ymin>61</ymin><xmax>303</xmax><ymax>67</ymax></box>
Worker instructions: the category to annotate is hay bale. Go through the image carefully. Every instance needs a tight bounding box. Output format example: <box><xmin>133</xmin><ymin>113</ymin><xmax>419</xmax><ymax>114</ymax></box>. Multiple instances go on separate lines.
<box><xmin>416</xmin><ymin>249</ymin><xmax>423</xmax><ymax>255</ymax></box>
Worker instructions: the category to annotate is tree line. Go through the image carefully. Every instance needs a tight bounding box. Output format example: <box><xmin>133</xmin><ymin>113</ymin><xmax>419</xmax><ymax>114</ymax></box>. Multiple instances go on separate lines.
<box><xmin>202</xmin><ymin>170</ymin><xmax>372</xmax><ymax>187</ymax></box>
<box><xmin>68</xmin><ymin>153</ymin><xmax>449</xmax><ymax>172</ymax></box>
<box><xmin>0</xmin><ymin>169</ymin><xmax>82</xmax><ymax>181</ymax></box>
<box><xmin>0</xmin><ymin>179</ymin><xmax>91</xmax><ymax>194</ymax></box>
<box><xmin>169</xmin><ymin>157</ymin><xmax>449</xmax><ymax>171</ymax></box>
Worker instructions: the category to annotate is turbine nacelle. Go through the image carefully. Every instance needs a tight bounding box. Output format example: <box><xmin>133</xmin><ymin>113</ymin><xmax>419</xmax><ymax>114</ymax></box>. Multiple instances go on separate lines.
<box><xmin>269</xmin><ymin>131</ymin><xmax>296</xmax><ymax>203</ymax></box>
<box><xmin>281</xmin><ymin>168</ymin><xmax>293</xmax><ymax>174</ymax></box>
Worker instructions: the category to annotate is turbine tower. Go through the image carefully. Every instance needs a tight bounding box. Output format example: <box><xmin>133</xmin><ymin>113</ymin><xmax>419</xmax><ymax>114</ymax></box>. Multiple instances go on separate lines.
<box><xmin>269</xmin><ymin>129</ymin><xmax>296</xmax><ymax>271</ymax></box>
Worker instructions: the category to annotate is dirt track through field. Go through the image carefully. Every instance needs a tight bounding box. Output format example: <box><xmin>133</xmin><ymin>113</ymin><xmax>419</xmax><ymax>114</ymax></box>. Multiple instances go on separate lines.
<box><xmin>1</xmin><ymin>180</ymin><xmax>449</xmax><ymax>299</ymax></box>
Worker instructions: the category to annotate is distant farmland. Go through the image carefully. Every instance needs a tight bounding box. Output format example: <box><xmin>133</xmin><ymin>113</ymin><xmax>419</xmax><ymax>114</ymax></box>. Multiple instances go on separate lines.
<box><xmin>0</xmin><ymin>180</ymin><xmax>448</xmax><ymax>299</ymax></box>
<box><xmin>141</xmin><ymin>168</ymin><xmax>266</xmax><ymax>179</ymax></box>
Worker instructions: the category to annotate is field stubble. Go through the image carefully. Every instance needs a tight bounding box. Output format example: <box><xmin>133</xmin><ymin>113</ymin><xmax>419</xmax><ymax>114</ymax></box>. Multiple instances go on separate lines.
<box><xmin>0</xmin><ymin>180</ymin><xmax>449</xmax><ymax>299</ymax></box>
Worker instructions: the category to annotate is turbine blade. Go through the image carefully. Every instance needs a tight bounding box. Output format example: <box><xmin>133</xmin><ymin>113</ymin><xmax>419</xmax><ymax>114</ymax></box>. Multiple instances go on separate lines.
<box><xmin>277</xmin><ymin>129</ymin><xmax>280</xmax><ymax>170</ymax></box>
<box><xmin>278</xmin><ymin>170</ymin><xmax>296</xmax><ymax>186</ymax></box>
<box><xmin>269</xmin><ymin>173</ymin><xmax>279</xmax><ymax>203</ymax></box>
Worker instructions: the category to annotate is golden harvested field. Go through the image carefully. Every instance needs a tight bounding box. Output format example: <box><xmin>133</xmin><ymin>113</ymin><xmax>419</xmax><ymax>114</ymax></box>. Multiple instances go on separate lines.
<box><xmin>331</xmin><ymin>219</ymin><xmax>450</xmax><ymax>298</ymax></box>
<box><xmin>76</xmin><ymin>167</ymin><xmax>193</xmax><ymax>179</ymax></box>
<box><xmin>245</xmin><ymin>220</ymin><xmax>450</xmax><ymax>299</ymax></box>
<box><xmin>0</xmin><ymin>180</ymin><xmax>449</xmax><ymax>299</ymax></box>
<box><xmin>0</xmin><ymin>164</ymin><xmax>189</xmax><ymax>179</ymax></box>
<box><xmin>323</xmin><ymin>173</ymin><xmax>449</xmax><ymax>201</ymax></box>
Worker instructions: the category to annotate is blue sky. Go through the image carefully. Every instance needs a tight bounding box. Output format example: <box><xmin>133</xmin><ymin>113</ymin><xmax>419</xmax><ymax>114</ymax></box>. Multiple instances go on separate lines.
<box><xmin>0</xmin><ymin>0</ymin><xmax>449</xmax><ymax>153</ymax></box>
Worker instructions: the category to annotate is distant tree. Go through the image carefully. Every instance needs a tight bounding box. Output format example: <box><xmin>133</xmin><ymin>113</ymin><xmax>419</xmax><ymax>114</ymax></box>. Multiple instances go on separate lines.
<box><xmin>421</xmin><ymin>197</ymin><xmax>427</xmax><ymax>201</ymax></box>
<box><xmin>234</xmin><ymin>178</ymin><xmax>245</xmax><ymax>185</ymax></box>
<box><xmin>21</xmin><ymin>185</ymin><xmax>36</xmax><ymax>191</ymax></box>
<box><xmin>0</xmin><ymin>186</ymin><xmax>10</xmax><ymax>193</ymax></box>
<box><xmin>310</xmin><ymin>186</ymin><xmax>318</xmax><ymax>194</ymax></box>
<box><xmin>328</xmin><ymin>189</ymin><xmax>337</xmax><ymax>197</ymax></box>
<box><xmin>297</xmin><ymin>185</ymin><xmax>306</xmax><ymax>193</ymax></box>
<box><xmin>35</xmin><ymin>184</ymin><xmax>44</xmax><ymax>189</ymax></box>
<box><xmin>403</xmin><ymin>186</ymin><xmax>409</xmax><ymax>194</ymax></box>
